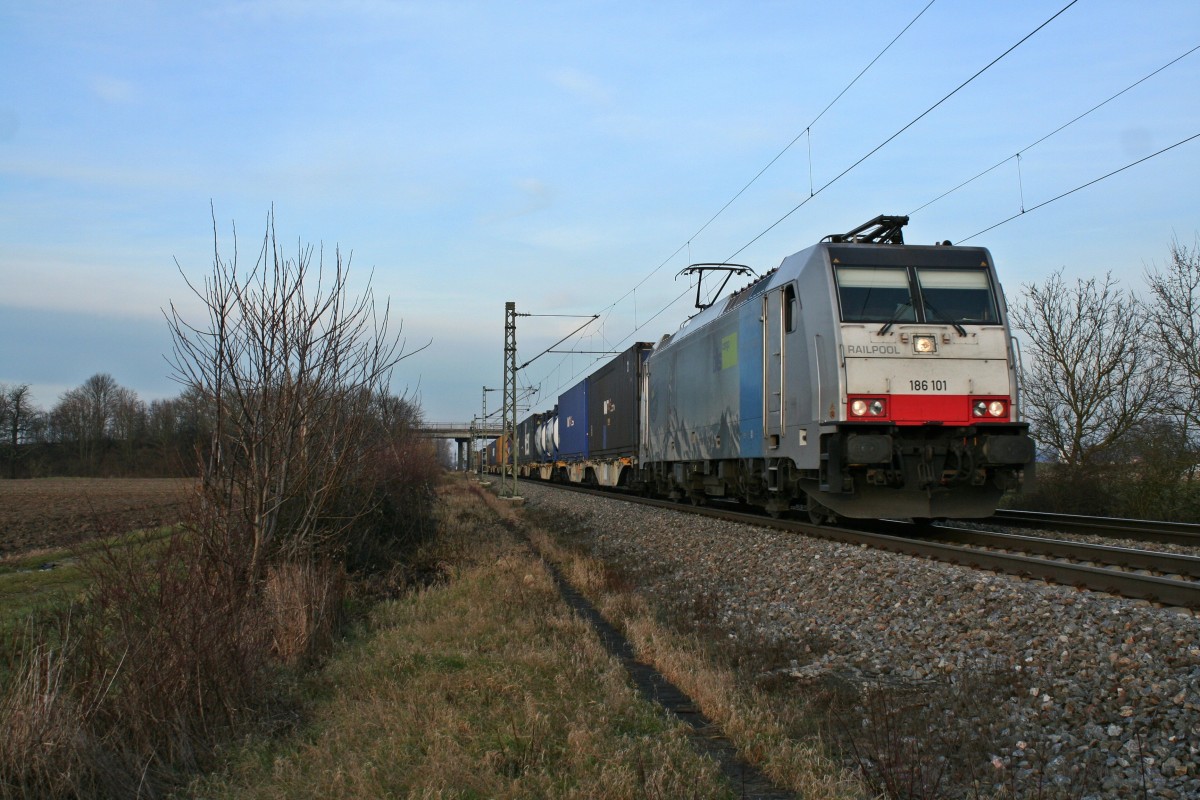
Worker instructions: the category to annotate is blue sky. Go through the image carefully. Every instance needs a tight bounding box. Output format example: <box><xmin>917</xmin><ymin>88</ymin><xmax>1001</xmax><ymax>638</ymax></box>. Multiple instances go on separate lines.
<box><xmin>2</xmin><ymin>0</ymin><xmax>1198</xmax><ymax>424</ymax></box>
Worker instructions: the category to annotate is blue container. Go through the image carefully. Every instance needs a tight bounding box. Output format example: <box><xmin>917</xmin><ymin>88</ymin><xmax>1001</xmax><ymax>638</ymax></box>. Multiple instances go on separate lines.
<box><xmin>557</xmin><ymin>378</ymin><xmax>589</xmax><ymax>461</ymax></box>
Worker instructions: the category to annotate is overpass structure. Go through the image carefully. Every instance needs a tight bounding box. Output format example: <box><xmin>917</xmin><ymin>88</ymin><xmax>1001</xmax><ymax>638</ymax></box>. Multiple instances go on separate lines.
<box><xmin>418</xmin><ymin>422</ymin><xmax>504</xmax><ymax>439</ymax></box>
<box><xmin>418</xmin><ymin>422</ymin><xmax>505</xmax><ymax>470</ymax></box>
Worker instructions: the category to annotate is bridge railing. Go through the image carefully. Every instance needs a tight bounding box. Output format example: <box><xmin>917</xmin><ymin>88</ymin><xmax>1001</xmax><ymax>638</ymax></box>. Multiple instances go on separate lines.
<box><xmin>418</xmin><ymin>423</ymin><xmax>505</xmax><ymax>437</ymax></box>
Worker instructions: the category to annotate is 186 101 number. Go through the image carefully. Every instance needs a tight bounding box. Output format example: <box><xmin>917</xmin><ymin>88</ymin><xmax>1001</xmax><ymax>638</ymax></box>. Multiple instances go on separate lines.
<box><xmin>909</xmin><ymin>379</ymin><xmax>948</xmax><ymax>391</ymax></box>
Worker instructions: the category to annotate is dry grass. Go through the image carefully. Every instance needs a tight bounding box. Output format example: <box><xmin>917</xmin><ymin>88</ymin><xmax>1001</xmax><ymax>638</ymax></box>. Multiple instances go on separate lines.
<box><xmin>0</xmin><ymin>636</ymin><xmax>100</xmax><ymax>799</ymax></box>
<box><xmin>521</xmin><ymin>502</ymin><xmax>1116</xmax><ymax>800</ymax></box>
<box><xmin>0</xmin><ymin>510</ymin><xmax>325</xmax><ymax>797</ymax></box>
<box><xmin>188</xmin><ymin>478</ymin><xmax>736</xmax><ymax>799</ymax></box>
<box><xmin>523</xmin><ymin>519</ymin><xmax>869</xmax><ymax>800</ymax></box>
<box><xmin>263</xmin><ymin>560</ymin><xmax>346</xmax><ymax>667</ymax></box>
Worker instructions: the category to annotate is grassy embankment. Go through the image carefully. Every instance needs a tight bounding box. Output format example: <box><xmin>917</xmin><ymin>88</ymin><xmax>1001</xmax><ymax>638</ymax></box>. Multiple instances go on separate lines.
<box><xmin>188</xmin><ymin>478</ymin><xmax>740</xmax><ymax>799</ymax></box>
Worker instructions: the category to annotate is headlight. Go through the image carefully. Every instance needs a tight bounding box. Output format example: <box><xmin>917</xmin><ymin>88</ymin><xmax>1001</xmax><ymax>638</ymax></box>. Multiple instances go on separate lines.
<box><xmin>850</xmin><ymin>398</ymin><xmax>887</xmax><ymax>417</ymax></box>
<box><xmin>973</xmin><ymin>399</ymin><xmax>1008</xmax><ymax>418</ymax></box>
<box><xmin>913</xmin><ymin>335</ymin><xmax>937</xmax><ymax>354</ymax></box>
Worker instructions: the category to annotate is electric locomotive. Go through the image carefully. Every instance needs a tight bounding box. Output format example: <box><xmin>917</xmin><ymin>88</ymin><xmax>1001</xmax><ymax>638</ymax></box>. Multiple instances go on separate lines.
<box><xmin>639</xmin><ymin>215</ymin><xmax>1034</xmax><ymax>520</ymax></box>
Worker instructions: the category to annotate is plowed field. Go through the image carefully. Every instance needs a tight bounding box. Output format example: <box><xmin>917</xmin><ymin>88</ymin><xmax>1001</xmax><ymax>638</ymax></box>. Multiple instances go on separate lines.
<box><xmin>0</xmin><ymin>478</ymin><xmax>194</xmax><ymax>558</ymax></box>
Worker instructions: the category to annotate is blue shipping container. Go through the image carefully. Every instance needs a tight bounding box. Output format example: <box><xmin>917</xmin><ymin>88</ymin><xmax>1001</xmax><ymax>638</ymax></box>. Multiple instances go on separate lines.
<box><xmin>557</xmin><ymin>379</ymin><xmax>589</xmax><ymax>461</ymax></box>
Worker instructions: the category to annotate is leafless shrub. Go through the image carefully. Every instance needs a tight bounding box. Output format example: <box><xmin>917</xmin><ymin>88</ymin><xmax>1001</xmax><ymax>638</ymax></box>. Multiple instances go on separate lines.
<box><xmin>165</xmin><ymin>206</ymin><xmax>429</xmax><ymax>582</ymax></box>
<box><xmin>1146</xmin><ymin>237</ymin><xmax>1200</xmax><ymax>440</ymax></box>
<box><xmin>837</xmin><ymin>683</ymin><xmax>952</xmax><ymax>800</ymax></box>
<box><xmin>60</xmin><ymin>515</ymin><xmax>271</xmax><ymax>793</ymax></box>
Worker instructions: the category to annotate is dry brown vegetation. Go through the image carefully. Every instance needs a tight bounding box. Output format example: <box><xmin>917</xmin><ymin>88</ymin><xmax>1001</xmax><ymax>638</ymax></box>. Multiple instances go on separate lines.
<box><xmin>190</xmin><ymin>479</ymin><xmax>736</xmax><ymax>799</ymax></box>
<box><xmin>520</xmin><ymin>501</ymin><xmax>1126</xmax><ymax>800</ymax></box>
<box><xmin>0</xmin><ymin>466</ymin><xmax>440</xmax><ymax>799</ymax></box>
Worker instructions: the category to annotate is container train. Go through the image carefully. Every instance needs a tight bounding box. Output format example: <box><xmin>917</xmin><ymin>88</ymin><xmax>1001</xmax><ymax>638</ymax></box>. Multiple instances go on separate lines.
<box><xmin>484</xmin><ymin>215</ymin><xmax>1035</xmax><ymax>521</ymax></box>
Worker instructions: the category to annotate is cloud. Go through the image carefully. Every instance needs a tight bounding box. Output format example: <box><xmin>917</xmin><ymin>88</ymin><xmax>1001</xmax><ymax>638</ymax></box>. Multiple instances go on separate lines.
<box><xmin>89</xmin><ymin>75</ymin><xmax>138</xmax><ymax>105</ymax></box>
<box><xmin>0</xmin><ymin>109</ymin><xmax>18</xmax><ymax>142</ymax></box>
<box><xmin>0</xmin><ymin>245</ymin><xmax>190</xmax><ymax>321</ymax></box>
<box><xmin>549</xmin><ymin>68</ymin><xmax>614</xmax><ymax>106</ymax></box>
<box><xmin>477</xmin><ymin>177</ymin><xmax>554</xmax><ymax>224</ymax></box>
<box><xmin>0</xmin><ymin>157</ymin><xmax>200</xmax><ymax>191</ymax></box>
<box><xmin>0</xmin><ymin>305</ymin><xmax>180</xmax><ymax>403</ymax></box>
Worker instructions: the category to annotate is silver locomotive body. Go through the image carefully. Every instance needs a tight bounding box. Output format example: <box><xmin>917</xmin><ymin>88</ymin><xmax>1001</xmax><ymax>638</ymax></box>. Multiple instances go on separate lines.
<box><xmin>641</xmin><ymin>218</ymin><xmax>1034</xmax><ymax>519</ymax></box>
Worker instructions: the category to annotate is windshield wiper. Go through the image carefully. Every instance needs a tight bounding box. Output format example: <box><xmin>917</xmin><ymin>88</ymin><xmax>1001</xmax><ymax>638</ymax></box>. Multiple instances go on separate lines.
<box><xmin>877</xmin><ymin>301</ymin><xmax>913</xmax><ymax>335</ymax></box>
<box><xmin>922</xmin><ymin>298</ymin><xmax>967</xmax><ymax>336</ymax></box>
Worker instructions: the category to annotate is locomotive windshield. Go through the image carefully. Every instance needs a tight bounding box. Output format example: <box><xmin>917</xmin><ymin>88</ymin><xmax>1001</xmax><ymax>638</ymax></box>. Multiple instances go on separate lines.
<box><xmin>835</xmin><ymin>265</ymin><xmax>998</xmax><ymax>325</ymax></box>
<box><xmin>915</xmin><ymin>268</ymin><xmax>998</xmax><ymax>324</ymax></box>
<box><xmin>835</xmin><ymin>267</ymin><xmax>915</xmax><ymax>323</ymax></box>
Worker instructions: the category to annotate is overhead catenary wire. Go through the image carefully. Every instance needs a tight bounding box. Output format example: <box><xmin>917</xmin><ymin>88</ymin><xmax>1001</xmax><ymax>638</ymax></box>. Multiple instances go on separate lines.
<box><xmin>723</xmin><ymin>0</ymin><xmax>1080</xmax><ymax>264</ymax></box>
<box><xmin>526</xmin><ymin>0</ymin><xmax>1161</xmax><ymax>416</ymax></box>
<box><xmin>958</xmin><ymin>131</ymin><xmax>1200</xmax><ymax>242</ymax></box>
<box><xmin>608</xmin><ymin>0</ymin><xmax>1080</xmax><ymax>348</ymax></box>
<box><xmin>676</xmin><ymin>0</ymin><xmax>939</xmax><ymax>253</ymax></box>
<box><xmin>516</xmin><ymin>314</ymin><xmax>599</xmax><ymax>371</ymax></box>
<box><xmin>907</xmin><ymin>42</ymin><xmax>1200</xmax><ymax>217</ymax></box>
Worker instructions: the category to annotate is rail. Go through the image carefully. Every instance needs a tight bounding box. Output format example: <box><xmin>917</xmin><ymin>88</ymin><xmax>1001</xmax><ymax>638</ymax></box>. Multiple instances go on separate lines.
<box><xmin>990</xmin><ymin>509</ymin><xmax>1200</xmax><ymax>547</ymax></box>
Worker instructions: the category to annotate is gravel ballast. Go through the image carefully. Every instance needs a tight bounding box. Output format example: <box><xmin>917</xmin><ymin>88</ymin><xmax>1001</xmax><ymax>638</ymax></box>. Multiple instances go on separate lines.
<box><xmin>519</xmin><ymin>482</ymin><xmax>1200</xmax><ymax>799</ymax></box>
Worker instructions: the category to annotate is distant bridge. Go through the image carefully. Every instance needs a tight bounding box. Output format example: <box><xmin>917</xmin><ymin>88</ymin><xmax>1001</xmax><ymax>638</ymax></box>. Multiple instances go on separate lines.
<box><xmin>419</xmin><ymin>423</ymin><xmax>505</xmax><ymax>471</ymax></box>
<box><xmin>417</xmin><ymin>422</ymin><xmax>504</xmax><ymax>440</ymax></box>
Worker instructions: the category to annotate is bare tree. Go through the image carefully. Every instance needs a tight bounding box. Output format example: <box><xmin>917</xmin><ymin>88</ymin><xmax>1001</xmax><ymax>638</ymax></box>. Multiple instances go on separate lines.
<box><xmin>1145</xmin><ymin>237</ymin><xmax>1200</xmax><ymax>444</ymax></box>
<box><xmin>110</xmin><ymin>385</ymin><xmax>146</xmax><ymax>465</ymax></box>
<box><xmin>48</xmin><ymin>373</ymin><xmax>134</xmax><ymax>470</ymax></box>
<box><xmin>50</xmin><ymin>386</ymin><xmax>93</xmax><ymax>463</ymax></box>
<box><xmin>166</xmin><ymin>208</ymin><xmax>428</xmax><ymax>580</ymax></box>
<box><xmin>3</xmin><ymin>384</ymin><xmax>38</xmax><ymax>477</ymax></box>
<box><xmin>80</xmin><ymin>373</ymin><xmax>120</xmax><ymax>437</ymax></box>
<box><xmin>1010</xmin><ymin>270</ymin><xmax>1162</xmax><ymax>466</ymax></box>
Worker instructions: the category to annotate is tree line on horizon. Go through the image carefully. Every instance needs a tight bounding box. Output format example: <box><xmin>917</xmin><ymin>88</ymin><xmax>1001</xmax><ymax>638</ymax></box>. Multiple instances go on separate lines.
<box><xmin>0</xmin><ymin>375</ymin><xmax>445</xmax><ymax>479</ymax></box>
<box><xmin>0</xmin><ymin>375</ymin><xmax>214</xmax><ymax>478</ymax></box>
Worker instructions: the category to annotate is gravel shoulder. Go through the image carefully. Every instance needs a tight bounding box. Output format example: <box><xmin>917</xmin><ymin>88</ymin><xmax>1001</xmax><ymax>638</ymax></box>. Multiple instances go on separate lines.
<box><xmin>521</xmin><ymin>482</ymin><xmax>1200</xmax><ymax>799</ymax></box>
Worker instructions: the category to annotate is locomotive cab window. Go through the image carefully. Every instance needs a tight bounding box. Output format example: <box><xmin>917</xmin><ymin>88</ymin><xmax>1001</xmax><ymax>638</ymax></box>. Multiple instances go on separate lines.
<box><xmin>835</xmin><ymin>266</ymin><xmax>914</xmax><ymax>323</ymax></box>
<box><xmin>915</xmin><ymin>269</ymin><xmax>998</xmax><ymax>324</ymax></box>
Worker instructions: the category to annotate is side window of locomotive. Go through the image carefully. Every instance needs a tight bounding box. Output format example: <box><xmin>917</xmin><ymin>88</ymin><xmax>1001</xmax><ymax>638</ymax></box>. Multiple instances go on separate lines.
<box><xmin>835</xmin><ymin>266</ymin><xmax>914</xmax><ymax>322</ymax></box>
<box><xmin>915</xmin><ymin>269</ymin><xmax>998</xmax><ymax>324</ymax></box>
<box><xmin>783</xmin><ymin>284</ymin><xmax>797</xmax><ymax>332</ymax></box>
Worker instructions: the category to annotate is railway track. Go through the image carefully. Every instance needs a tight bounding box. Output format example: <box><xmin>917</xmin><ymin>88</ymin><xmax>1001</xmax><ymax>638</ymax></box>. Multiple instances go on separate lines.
<box><xmin>990</xmin><ymin>508</ymin><xmax>1200</xmax><ymax>548</ymax></box>
<box><xmin>524</xmin><ymin>480</ymin><xmax>1200</xmax><ymax>609</ymax></box>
